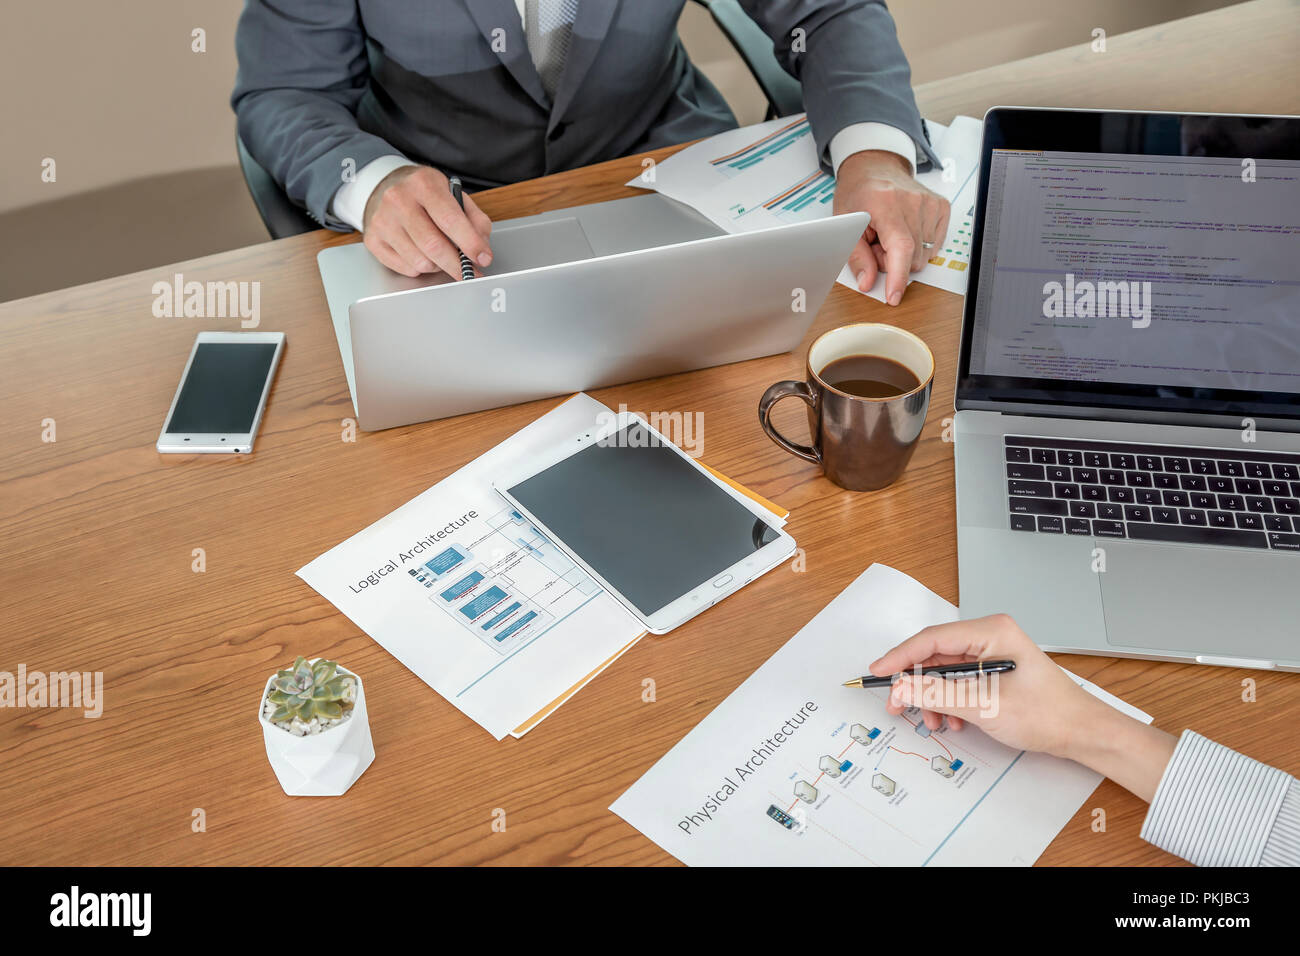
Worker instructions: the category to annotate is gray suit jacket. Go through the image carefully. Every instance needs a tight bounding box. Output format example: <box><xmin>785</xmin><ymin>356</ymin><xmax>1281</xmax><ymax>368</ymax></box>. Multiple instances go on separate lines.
<box><xmin>232</xmin><ymin>0</ymin><xmax>938</xmax><ymax>230</ymax></box>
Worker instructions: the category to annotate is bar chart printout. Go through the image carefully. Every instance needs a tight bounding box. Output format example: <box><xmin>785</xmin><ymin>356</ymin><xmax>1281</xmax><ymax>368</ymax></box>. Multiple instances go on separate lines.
<box><xmin>709</xmin><ymin>117</ymin><xmax>812</xmax><ymax>177</ymax></box>
<box><xmin>628</xmin><ymin>112</ymin><xmax>984</xmax><ymax>299</ymax></box>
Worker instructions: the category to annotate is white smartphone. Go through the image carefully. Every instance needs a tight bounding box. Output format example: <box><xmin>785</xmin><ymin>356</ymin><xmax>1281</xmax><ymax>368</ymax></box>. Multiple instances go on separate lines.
<box><xmin>156</xmin><ymin>331</ymin><xmax>285</xmax><ymax>454</ymax></box>
<box><xmin>492</xmin><ymin>410</ymin><xmax>796</xmax><ymax>634</ymax></box>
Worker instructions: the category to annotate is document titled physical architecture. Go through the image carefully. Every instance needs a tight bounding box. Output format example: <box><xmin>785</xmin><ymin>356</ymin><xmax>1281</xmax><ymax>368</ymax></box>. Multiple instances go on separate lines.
<box><xmin>611</xmin><ymin>564</ymin><xmax>1149</xmax><ymax>865</ymax></box>
<box><xmin>628</xmin><ymin>113</ymin><xmax>983</xmax><ymax>301</ymax></box>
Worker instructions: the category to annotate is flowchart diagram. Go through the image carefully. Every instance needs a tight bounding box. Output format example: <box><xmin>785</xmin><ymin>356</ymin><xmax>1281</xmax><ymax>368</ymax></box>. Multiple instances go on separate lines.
<box><xmin>779</xmin><ymin>709</ymin><xmax>977</xmax><ymax>814</ymax></box>
<box><xmin>407</xmin><ymin>506</ymin><xmax>601</xmax><ymax>655</ymax></box>
<box><xmin>761</xmin><ymin>698</ymin><xmax>1010</xmax><ymax>864</ymax></box>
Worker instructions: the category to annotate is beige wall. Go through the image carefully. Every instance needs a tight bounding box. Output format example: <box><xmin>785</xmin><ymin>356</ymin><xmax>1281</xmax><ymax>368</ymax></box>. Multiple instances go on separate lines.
<box><xmin>893</xmin><ymin>0</ymin><xmax>1234</xmax><ymax>85</ymax></box>
<box><xmin>2</xmin><ymin>1</ymin><xmax>242</xmax><ymax>214</ymax></box>
<box><xmin>680</xmin><ymin>0</ymin><xmax>1237</xmax><ymax>126</ymax></box>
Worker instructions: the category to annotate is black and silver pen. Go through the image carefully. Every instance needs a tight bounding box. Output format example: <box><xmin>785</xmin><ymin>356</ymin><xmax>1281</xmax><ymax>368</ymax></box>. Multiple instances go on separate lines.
<box><xmin>842</xmin><ymin>659</ymin><xmax>1016</xmax><ymax>689</ymax></box>
<box><xmin>447</xmin><ymin>176</ymin><xmax>476</xmax><ymax>282</ymax></box>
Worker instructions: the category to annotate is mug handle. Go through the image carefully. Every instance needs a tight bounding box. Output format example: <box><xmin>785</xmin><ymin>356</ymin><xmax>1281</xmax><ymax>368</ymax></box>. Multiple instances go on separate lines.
<box><xmin>758</xmin><ymin>381</ymin><xmax>820</xmax><ymax>464</ymax></box>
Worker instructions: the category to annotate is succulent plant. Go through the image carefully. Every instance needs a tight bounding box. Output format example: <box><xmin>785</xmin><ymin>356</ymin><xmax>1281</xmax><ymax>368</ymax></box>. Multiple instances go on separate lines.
<box><xmin>266</xmin><ymin>657</ymin><xmax>355</xmax><ymax>725</ymax></box>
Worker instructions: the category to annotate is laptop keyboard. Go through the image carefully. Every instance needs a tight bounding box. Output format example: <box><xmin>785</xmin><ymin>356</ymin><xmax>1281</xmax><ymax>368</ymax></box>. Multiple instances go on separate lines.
<box><xmin>1004</xmin><ymin>436</ymin><xmax>1300</xmax><ymax>553</ymax></box>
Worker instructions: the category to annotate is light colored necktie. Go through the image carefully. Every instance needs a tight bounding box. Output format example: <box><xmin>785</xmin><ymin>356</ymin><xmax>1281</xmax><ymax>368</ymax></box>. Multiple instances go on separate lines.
<box><xmin>525</xmin><ymin>0</ymin><xmax>579</xmax><ymax>101</ymax></box>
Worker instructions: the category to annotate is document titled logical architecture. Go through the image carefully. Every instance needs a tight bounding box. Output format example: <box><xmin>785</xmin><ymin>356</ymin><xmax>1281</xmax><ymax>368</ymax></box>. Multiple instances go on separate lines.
<box><xmin>611</xmin><ymin>564</ymin><xmax>1148</xmax><ymax>865</ymax></box>
<box><xmin>298</xmin><ymin>394</ymin><xmax>647</xmax><ymax>739</ymax></box>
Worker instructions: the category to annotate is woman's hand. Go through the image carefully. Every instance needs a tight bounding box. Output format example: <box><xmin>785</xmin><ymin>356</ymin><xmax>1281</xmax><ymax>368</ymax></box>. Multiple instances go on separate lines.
<box><xmin>870</xmin><ymin>613</ymin><xmax>1177</xmax><ymax>801</ymax></box>
<box><xmin>870</xmin><ymin>613</ymin><xmax>1093</xmax><ymax>756</ymax></box>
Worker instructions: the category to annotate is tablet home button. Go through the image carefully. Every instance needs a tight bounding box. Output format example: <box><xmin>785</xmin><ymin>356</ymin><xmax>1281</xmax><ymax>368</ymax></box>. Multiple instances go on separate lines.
<box><xmin>712</xmin><ymin>574</ymin><xmax>733</xmax><ymax>588</ymax></box>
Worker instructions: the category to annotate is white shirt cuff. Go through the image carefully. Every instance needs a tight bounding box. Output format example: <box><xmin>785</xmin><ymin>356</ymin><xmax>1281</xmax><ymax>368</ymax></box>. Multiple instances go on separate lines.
<box><xmin>330</xmin><ymin>154</ymin><xmax>419</xmax><ymax>233</ymax></box>
<box><xmin>1140</xmin><ymin>730</ymin><xmax>1293</xmax><ymax>866</ymax></box>
<box><xmin>829</xmin><ymin>123</ymin><xmax>919</xmax><ymax>178</ymax></box>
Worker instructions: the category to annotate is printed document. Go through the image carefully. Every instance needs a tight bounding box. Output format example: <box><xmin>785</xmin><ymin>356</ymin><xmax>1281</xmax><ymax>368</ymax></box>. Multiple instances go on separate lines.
<box><xmin>298</xmin><ymin>394</ymin><xmax>647</xmax><ymax>739</ymax></box>
<box><xmin>611</xmin><ymin>564</ymin><xmax>1149</xmax><ymax>865</ymax></box>
<box><xmin>628</xmin><ymin>114</ymin><xmax>982</xmax><ymax>301</ymax></box>
<box><xmin>298</xmin><ymin>393</ymin><xmax>788</xmax><ymax>740</ymax></box>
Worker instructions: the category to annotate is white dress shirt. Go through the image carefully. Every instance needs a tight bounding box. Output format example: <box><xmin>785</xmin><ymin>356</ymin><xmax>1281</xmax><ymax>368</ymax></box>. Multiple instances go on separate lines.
<box><xmin>330</xmin><ymin>2</ymin><xmax>917</xmax><ymax>231</ymax></box>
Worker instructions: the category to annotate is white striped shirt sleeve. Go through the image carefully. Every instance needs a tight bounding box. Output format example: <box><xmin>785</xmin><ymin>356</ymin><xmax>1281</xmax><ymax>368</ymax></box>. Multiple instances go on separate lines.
<box><xmin>1259</xmin><ymin>779</ymin><xmax>1300</xmax><ymax>867</ymax></box>
<box><xmin>1140</xmin><ymin>730</ymin><xmax>1299</xmax><ymax>867</ymax></box>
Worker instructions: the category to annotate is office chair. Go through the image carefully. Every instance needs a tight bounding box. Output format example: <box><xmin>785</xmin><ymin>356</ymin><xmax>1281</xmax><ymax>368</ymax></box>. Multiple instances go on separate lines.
<box><xmin>690</xmin><ymin>0</ymin><xmax>803</xmax><ymax>121</ymax></box>
<box><xmin>236</xmin><ymin>0</ymin><xmax>803</xmax><ymax>239</ymax></box>
<box><xmin>236</xmin><ymin>133</ymin><xmax>319</xmax><ymax>239</ymax></box>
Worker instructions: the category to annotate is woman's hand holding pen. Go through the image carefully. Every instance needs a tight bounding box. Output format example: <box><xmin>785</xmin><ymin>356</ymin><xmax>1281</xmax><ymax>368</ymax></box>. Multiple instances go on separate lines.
<box><xmin>870</xmin><ymin>614</ymin><xmax>1088</xmax><ymax>753</ymax></box>
<box><xmin>363</xmin><ymin>165</ymin><xmax>494</xmax><ymax>278</ymax></box>
<box><xmin>870</xmin><ymin>614</ymin><xmax>1177</xmax><ymax>801</ymax></box>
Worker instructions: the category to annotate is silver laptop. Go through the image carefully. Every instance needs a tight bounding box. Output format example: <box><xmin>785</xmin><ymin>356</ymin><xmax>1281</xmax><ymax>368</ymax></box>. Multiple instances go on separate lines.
<box><xmin>318</xmin><ymin>193</ymin><xmax>866</xmax><ymax>430</ymax></box>
<box><xmin>955</xmin><ymin>107</ymin><xmax>1300</xmax><ymax>672</ymax></box>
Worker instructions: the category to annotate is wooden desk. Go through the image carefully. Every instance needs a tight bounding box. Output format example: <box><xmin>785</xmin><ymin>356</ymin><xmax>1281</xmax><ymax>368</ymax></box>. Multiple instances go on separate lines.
<box><xmin>1</xmin><ymin>0</ymin><xmax>1296</xmax><ymax>866</ymax></box>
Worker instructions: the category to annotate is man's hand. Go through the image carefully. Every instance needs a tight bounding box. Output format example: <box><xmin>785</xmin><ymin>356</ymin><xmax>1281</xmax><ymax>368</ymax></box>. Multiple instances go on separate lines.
<box><xmin>362</xmin><ymin>166</ymin><xmax>494</xmax><ymax>278</ymax></box>
<box><xmin>832</xmin><ymin>150</ymin><xmax>950</xmax><ymax>305</ymax></box>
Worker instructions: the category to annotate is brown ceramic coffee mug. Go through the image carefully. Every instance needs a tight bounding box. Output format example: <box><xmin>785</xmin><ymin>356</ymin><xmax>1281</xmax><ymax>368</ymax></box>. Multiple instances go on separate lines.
<box><xmin>759</xmin><ymin>323</ymin><xmax>934</xmax><ymax>491</ymax></box>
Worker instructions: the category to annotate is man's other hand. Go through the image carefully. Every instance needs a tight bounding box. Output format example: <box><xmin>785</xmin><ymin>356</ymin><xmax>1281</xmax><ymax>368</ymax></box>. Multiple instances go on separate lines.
<box><xmin>362</xmin><ymin>166</ymin><xmax>494</xmax><ymax>278</ymax></box>
<box><xmin>832</xmin><ymin>150</ymin><xmax>950</xmax><ymax>305</ymax></box>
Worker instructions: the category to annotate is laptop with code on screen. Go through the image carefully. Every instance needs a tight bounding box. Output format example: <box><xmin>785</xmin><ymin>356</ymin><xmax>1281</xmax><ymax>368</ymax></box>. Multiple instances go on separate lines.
<box><xmin>954</xmin><ymin>107</ymin><xmax>1300</xmax><ymax>671</ymax></box>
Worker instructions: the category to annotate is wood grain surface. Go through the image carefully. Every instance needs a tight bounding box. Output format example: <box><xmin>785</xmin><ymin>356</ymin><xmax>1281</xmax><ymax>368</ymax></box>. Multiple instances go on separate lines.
<box><xmin>0</xmin><ymin>0</ymin><xmax>1295</xmax><ymax>865</ymax></box>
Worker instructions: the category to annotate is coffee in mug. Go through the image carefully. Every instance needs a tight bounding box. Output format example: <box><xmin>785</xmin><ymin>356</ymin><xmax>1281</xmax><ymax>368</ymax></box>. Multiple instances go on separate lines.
<box><xmin>818</xmin><ymin>354</ymin><xmax>922</xmax><ymax>399</ymax></box>
<box><xmin>758</xmin><ymin>323</ymin><xmax>934</xmax><ymax>491</ymax></box>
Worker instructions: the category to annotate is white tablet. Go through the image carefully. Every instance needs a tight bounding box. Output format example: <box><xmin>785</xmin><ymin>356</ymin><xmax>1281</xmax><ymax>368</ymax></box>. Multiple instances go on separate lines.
<box><xmin>492</xmin><ymin>411</ymin><xmax>796</xmax><ymax>634</ymax></box>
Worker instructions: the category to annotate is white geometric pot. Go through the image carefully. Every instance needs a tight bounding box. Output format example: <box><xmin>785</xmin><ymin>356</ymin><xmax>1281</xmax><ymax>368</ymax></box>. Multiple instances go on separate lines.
<box><xmin>258</xmin><ymin>664</ymin><xmax>375</xmax><ymax>796</ymax></box>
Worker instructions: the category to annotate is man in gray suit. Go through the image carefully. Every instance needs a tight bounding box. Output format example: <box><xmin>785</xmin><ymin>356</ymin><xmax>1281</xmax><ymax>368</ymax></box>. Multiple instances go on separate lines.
<box><xmin>233</xmin><ymin>0</ymin><xmax>947</xmax><ymax>304</ymax></box>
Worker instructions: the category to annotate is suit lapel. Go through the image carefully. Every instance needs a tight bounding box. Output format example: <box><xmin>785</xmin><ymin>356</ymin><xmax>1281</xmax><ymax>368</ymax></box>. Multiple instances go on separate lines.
<box><xmin>548</xmin><ymin>0</ymin><xmax>620</xmax><ymax>127</ymax></box>
<box><xmin>465</xmin><ymin>0</ymin><xmax>550</xmax><ymax>111</ymax></box>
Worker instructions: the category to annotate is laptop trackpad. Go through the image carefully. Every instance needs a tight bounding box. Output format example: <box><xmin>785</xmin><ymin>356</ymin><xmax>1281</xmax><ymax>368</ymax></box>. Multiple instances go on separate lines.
<box><xmin>1100</xmin><ymin>541</ymin><xmax>1295</xmax><ymax>664</ymax></box>
<box><xmin>481</xmin><ymin>217</ymin><xmax>595</xmax><ymax>275</ymax></box>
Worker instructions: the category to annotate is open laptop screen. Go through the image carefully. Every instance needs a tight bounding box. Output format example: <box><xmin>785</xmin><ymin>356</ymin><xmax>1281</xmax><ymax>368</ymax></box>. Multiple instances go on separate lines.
<box><xmin>958</xmin><ymin>109</ymin><xmax>1300</xmax><ymax>422</ymax></box>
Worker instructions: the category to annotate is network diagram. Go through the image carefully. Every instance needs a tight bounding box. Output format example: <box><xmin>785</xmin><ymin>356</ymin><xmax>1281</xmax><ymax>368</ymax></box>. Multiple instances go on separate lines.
<box><xmin>765</xmin><ymin>706</ymin><xmax>977</xmax><ymax>832</ymax></box>
<box><xmin>406</xmin><ymin>506</ymin><xmax>598</xmax><ymax>655</ymax></box>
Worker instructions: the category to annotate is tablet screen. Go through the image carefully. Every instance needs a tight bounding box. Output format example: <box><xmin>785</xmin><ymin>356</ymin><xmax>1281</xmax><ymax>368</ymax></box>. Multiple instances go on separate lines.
<box><xmin>505</xmin><ymin>423</ymin><xmax>781</xmax><ymax>616</ymax></box>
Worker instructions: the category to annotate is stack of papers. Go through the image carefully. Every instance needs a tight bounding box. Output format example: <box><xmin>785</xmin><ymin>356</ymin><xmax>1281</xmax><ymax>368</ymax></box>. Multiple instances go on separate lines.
<box><xmin>611</xmin><ymin>564</ymin><xmax>1150</xmax><ymax>865</ymax></box>
<box><xmin>297</xmin><ymin>393</ymin><xmax>787</xmax><ymax>739</ymax></box>
<box><xmin>628</xmin><ymin>113</ymin><xmax>983</xmax><ymax>302</ymax></box>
